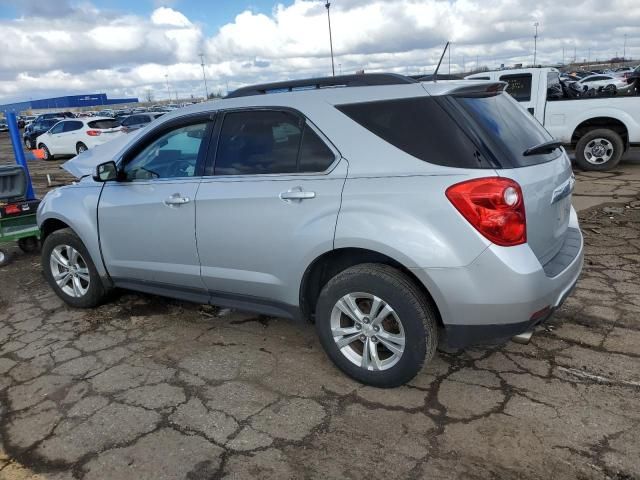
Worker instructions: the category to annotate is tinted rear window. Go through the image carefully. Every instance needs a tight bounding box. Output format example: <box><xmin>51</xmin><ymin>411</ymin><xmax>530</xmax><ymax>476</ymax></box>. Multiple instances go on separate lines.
<box><xmin>88</xmin><ymin>119</ymin><xmax>119</xmax><ymax>129</ymax></box>
<box><xmin>498</xmin><ymin>74</ymin><xmax>532</xmax><ymax>101</ymax></box>
<box><xmin>336</xmin><ymin>97</ymin><xmax>492</xmax><ymax>169</ymax></box>
<box><xmin>449</xmin><ymin>93</ymin><xmax>560</xmax><ymax>167</ymax></box>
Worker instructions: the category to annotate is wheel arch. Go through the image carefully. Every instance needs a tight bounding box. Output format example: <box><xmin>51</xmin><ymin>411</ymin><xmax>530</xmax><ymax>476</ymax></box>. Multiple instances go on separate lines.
<box><xmin>40</xmin><ymin>217</ymin><xmax>71</xmax><ymax>243</ymax></box>
<box><xmin>570</xmin><ymin>116</ymin><xmax>629</xmax><ymax>149</ymax></box>
<box><xmin>299</xmin><ymin>247</ymin><xmax>444</xmax><ymax>328</ymax></box>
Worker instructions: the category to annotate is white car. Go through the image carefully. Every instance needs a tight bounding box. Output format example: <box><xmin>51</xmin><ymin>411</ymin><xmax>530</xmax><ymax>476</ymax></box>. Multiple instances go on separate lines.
<box><xmin>577</xmin><ymin>74</ymin><xmax>627</xmax><ymax>91</ymax></box>
<box><xmin>36</xmin><ymin>117</ymin><xmax>123</xmax><ymax>160</ymax></box>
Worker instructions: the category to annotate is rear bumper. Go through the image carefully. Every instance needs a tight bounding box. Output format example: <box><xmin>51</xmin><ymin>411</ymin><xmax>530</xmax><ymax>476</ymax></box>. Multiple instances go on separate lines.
<box><xmin>412</xmin><ymin>217</ymin><xmax>584</xmax><ymax>348</ymax></box>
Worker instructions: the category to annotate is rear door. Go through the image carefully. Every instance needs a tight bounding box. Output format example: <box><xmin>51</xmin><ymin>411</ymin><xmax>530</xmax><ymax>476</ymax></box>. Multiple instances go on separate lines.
<box><xmin>195</xmin><ymin>108</ymin><xmax>346</xmax><ymax>310</ymax></box>
<box><xmin>98</xmin><ymin>114</ymin><xmax>214</xmax><ymax>294</ymax></box>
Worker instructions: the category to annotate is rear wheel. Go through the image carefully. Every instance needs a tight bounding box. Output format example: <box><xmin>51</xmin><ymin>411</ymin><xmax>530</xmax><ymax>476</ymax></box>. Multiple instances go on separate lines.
<box><xmin>18</xmin><ymin>236</ymin><xmax>39</xmax><ymax>253</ymax></box>
<box><xmin>574</xmin><ymin>129</ymin><xmax>624</xmax><ymax>171</ymax></box>
<box><xmin>315</xmin><ymin>263</ymin><xmax>438</xmax><ymax>387</ymax></box>
<box><xmin>76</xmin><ymin>142</ymin><xmax>88</xmax><ymax>154</ymax></box>
<box><xmin>41</xmin><ymin>229</ymin><xmax>107</xmax><ymax>308</ymax></box>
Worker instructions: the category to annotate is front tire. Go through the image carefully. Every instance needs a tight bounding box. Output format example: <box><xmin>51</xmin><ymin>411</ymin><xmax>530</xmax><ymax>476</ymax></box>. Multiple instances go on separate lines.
<box><xmin>39</xmin><ymin>144</ymin><xmax>52</xmax><ymax>161</ymax></box>
<box><xmin>24</xmin><ymin>138</ymin><xmax>33</xmax><ymax>149</ymax></box>
<box><xmin>574</xmin><ymin>129</ymin><xmax>624</xmax><ymax>171</ymax></box>
<box><xmin>76</xmin><ymin>142</ymin><xmax>88</xmax><ymax>155</ymax></box>
<box><xmin>315</xmin><ymin>263</ymin><xmax>438</xmax><ymax>388</ymax></box>
<box><xmin>41</xmin><ymin>228</ymin><xmax>107</xmax><ymax>308</ymax></box>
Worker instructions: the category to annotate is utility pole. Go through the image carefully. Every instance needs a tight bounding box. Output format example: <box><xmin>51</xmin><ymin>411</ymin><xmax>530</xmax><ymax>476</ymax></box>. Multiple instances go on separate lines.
<box><xmin>588</xmin><ymin>48</ymin><xmax>591</xmax><ymax>67</ymax></box>
<box><xmin>562</xmin><ymin>47</ymin><xmax>565</xmax><ymax>65</ymax></box>
<box><xmin>325</xmin><ymin>2</ymin><xmax>335</xmax><ymax>77</ymax></box>
<box><xmin>165</xmin><ymin>74</ymin><xmax>170</xmax><ymax>102</ymax></box>
<box><xmin>448</xmin><ymin>42</ymin><xmax>451</xmax><ymax>74</ymax></box>
<box><xmin>476</xmin><ymin>54</ymin><xmax>479</xmax><ymax>71</ymax></box>
<box><xmin>462</xmin><ymin>55</ymin><xmax>465</xmax><ymax>74</ymax></box>
<box><xmin>199</xmin><ymin>53</ymin><xmax>209</xmax><ymax>100</ymax></box>
<box><xmin>623</xmin><ymin>34</ymin><xmax>627</xmax><ymax>60</ymax></box>
<box><xmin>533</xmin><ymin>22</ymin><xmax>539</xmax><ymax>66</ymax></box>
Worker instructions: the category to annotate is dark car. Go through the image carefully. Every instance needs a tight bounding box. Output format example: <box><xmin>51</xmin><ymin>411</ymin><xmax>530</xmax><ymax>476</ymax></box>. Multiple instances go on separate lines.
<box><xmin>23</xmin><ymin>118</ymin><xmax>60</xmax><ymax>149</ymax></box>
<box><xmin>119</xmin><ymin>112</ymin><xmax>165</xmax><ymax>133</ymax></box>
<box><xmin>34</xmin><ymin>112</ymin><xmax>74</xmax><ymax>123</ymax></box>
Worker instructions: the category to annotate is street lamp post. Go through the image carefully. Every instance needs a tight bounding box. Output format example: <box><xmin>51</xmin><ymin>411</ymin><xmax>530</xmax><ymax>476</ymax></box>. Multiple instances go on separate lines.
<box><xmin>623</xmin><ymin>34</ymin><xmax>627</xmax><ymax>61</ymax></box>
<box><xmin>533</xmin><ymin>22</ymin><xmax>539</xmax><ymax>66</ymax></box>
<box><xmin>199</xmin><ymin>53</ymin><xmax>209</xmax><ymax>100</ymax></box>
<box><xmin>165</xmin><ymin>74</ymin><xmax>170</xmax><ymax>102</ymax></box>
<box><xmin>325</xmin><ymin>2</ymin><xmax>335</xmax><ymax>77</ymax></box>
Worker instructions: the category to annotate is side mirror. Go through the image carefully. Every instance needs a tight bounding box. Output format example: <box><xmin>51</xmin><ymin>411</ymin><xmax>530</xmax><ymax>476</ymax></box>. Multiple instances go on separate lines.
<box><xmin>94</xmin><ymin>161</ymin><xmax>119</xmax><ymax>182</ymax></box>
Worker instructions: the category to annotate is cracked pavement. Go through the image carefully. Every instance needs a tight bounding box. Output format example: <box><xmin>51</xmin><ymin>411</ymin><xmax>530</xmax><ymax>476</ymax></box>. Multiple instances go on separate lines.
<box><xmin>0</xmin><ymin>148</ymin><xmax>640</xmax><ymax>479</ymax></box>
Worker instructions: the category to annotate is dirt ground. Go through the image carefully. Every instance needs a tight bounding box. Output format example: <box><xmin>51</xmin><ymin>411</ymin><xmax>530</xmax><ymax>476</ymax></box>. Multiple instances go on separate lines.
<box><xmin>1</xmin><ymin>133</ymin><xmax>640</xmax><ymax>480</ymax></box>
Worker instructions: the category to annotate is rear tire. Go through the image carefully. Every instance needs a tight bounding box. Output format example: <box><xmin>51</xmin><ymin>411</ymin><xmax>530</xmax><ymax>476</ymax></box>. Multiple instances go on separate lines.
<box><xmin>24</xmin><ymin>138</ymin><xmax>33</xmax><ymax>149</ymax></box>
<box><xmin>574</xmin><ymin>128</ymin><xmax>624</xmax><ymax>171</ymax></box>
<box><xmin>76</xmin><ymin>143</ymin><xmax>88</xmax><ymax>155</ymax></box>
<box><xmin>0</xmin><ymin>249</ymin><xmax>11</xmax><ymax>267</ymax></box>
<box><xmin>18</xmin><ymin>236</ymin><xmax>40</xmax><ymax>254</ymax></box>
<box><xmin>41</xmin><ymin>228</ymin><xmax>107</xmax><ymax>308</ymax></box>
<box><xmin>315</xmin><ymin>263</ymin><xmax>438</xmax><ymax>388</ymax></box>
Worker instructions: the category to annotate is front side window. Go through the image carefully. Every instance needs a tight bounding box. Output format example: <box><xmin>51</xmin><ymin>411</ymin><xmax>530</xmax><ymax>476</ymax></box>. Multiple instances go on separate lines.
<box><xmin>49</xmin><ymin>122</ymin><xmax>65</xmax><ymax>134</ymax></box>
<box><xmin>498</xmin><ymin>73</ymin><xmax>532</xmax><ymax>102</ymax></box>
<box><xmin>124</xmin><ymin>122</ymin><xmax>208</xmax><ymax>181</ymax></box>
<box><xmin>214</xmin><ymin>110</ymin><xmax>302</xmax><ymax>175</ymax></box>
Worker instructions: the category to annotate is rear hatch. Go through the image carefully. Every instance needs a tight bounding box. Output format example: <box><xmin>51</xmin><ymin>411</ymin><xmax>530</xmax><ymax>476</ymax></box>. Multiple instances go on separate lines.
<box><xmin>87</xmin><ymin>118</ymin><xmax>122</xmax><ymax>136</ymax></box>
<box><xmin>442</xmin><ymin>90</ymin><xmax>572</xmax><ymax>264</ymax></box>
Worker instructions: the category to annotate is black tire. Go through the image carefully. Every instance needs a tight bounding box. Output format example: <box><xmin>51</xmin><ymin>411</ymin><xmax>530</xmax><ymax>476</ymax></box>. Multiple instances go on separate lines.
<box><xmin>0</xmin><ymin>249</ymin><xmax>11</xmax><ymax>267</ymax></box>
<box><xmin>315</xmin><ymin>263</ymin><xmax>438</xmax><ymax>388</ymax></box>
<box><xmin>24</xmin><ymin>137</ymin><xmax>33</xmax><ymax>149</ymax></box>
<box><xmin>39</xmin><ymin>144</ymin><xmax>52</xmax><ymax>161</ymax></box>
<box><xmin>76</xmin><ymin>143</ymin><xmax>88</xmax><ymax>155</ymax></box>
<box><xmin>574</xmin><ymin>128</ymin><xmax>624</xmax><ymax>171</ymax></box>
<box><xmin>18</xmin><ymin>236</ymin><xmax>40</xmax><ymax>254</ymax></box>
<box><xmin>41</xmin><ymin>228</ymin><xmax>107</xmax><ymax>308</ymax></box>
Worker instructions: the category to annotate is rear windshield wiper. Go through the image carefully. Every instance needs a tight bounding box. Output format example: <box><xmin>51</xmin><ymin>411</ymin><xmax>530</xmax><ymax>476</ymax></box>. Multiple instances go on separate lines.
<box><xmin>523</xmin><ymin>140</ymin><xmax>563</xmax><ymax>156</ymax></box>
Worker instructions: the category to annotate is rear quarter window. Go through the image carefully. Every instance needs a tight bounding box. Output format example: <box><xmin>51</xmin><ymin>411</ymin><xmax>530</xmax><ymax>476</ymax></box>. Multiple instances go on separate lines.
<box><xmin>336</xmin><ymin>97</ymin><xmax>492</xmax><ymax>169</ymax></box>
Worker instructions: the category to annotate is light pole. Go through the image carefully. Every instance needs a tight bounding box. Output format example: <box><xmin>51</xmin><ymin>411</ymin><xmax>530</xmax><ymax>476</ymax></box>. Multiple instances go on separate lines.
<box><xmin>199</xmin><ymin>53</ymin><xmax>209</xmax><ymax>100</ymax></box>
<box><xmin>325</xmin><ymin>2</ymin><xmax>335</xmax><ymax>77</ymax></box>
<box><xmin>533</xmin><ymin>22</ymin><xmax>539</xmax><ymax>66</ymax></box>
<box><xmin>623</xmin><ymin>34</ymin><xmax>627</xmax><ymax>61</ymax></box>
<box><xmin>165</xmin><ymin>74</ymin><xmax>170</xmax><ymax>102</ymax></box>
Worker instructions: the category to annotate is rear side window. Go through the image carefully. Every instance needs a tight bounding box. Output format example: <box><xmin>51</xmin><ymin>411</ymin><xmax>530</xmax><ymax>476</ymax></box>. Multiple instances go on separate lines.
<box><xmin>88</xmin><ymin>119</ymin><xmax>119</xmax><ymax>129</ymax></box>
<box><xmin>336</xmin><ymin>97</ymin><xmax>490</xmax><ymax>169</ymax></box>
<box><xmin>63</xmin><ymin>121</ymin><xmax>83</xmax><ymax>132</ymax></box>
<box><xmin>449</xmin><ymin>93</ymin><xmax>559</xmax><ymax>167</ymax></box>
<box><xmin>214</xmin><ymin>110</ymin><xmax>302</xmax><ymax>175</ymax></box>
<box><xmin>299</xmin><ymin>126</ymin><xmax>335</xmax><ymax>172</ymax></box>
<box><xmin>498</xmin><ymin>74</ymin><xmax>532</xmax><ymax>102</ymax></box>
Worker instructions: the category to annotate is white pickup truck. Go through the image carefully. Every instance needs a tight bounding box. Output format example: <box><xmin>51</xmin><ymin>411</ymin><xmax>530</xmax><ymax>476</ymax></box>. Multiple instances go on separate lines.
<box><xmin>465</xmin><ymin>67</ymin><xmax>640</xmax><ymax>170</ymax></box>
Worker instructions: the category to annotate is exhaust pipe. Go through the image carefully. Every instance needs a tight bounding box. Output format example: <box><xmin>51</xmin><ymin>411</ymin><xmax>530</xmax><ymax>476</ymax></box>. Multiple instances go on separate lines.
<box><xmin>512</xmin><ymin>330</ymin><xmax>533</xmax><ymax>345</ymax></box>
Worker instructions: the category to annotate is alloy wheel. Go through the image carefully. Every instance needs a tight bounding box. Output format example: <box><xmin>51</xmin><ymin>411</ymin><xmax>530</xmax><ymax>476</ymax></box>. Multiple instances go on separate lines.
<box><xmin>330</xmin><ymin>292</ymin><xmax>405</xmax><ymax>371</ymax></box>
<box><xmin>49</xmin><ymin>245</ymin><xmax>90</xmax><ymax>298</ymax></box>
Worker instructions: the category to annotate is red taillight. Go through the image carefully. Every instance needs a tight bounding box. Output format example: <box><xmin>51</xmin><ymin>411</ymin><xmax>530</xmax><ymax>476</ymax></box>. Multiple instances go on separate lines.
<box><xmin>86</xmin><ymin>130</ymin><xmax>101</xmax><ymax>136</ymax></box>
<box><xmin>5</xmin><ymin>204</ymin><xmax>21</xmax><ymax>215</ymax></box>
<box><xmin>446</xmin><ymin>177</ymin><xmax>526</xmax><ymax>247</ymax></box>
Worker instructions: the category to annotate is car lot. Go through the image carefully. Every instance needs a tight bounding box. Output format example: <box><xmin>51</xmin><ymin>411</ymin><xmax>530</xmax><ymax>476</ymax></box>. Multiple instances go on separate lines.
<box><xmin>0</xmin><ymin>133</ymin><xmax>639</xmax><ymax>479</ymax></box>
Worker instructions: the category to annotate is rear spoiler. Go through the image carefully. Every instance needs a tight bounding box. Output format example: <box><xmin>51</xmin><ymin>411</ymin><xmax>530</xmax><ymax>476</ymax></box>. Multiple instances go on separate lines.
<box><xmin>447</xmin><ymin>81</ymin><xmax>507</xmax><ymax>98</ymax></box>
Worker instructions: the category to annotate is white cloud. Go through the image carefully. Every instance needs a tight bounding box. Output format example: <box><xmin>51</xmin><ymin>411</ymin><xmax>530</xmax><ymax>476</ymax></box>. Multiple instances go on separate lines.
<box><xmin>0</xmin><ymin>0</ymin><xmax>639</xmax><ymax>104</ymax></box>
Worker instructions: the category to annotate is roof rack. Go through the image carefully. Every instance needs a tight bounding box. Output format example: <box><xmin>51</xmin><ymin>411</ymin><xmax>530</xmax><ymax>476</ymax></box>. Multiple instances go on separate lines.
<box><xmin>225</xmin><ymin>73</ymin><xmax>418</xmax><ymax>98</ymax></box>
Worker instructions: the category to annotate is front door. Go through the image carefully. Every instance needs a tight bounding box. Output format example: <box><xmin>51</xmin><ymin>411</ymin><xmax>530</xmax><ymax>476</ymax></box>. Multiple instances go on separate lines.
<box><xmin>195</xmin><ymin>109</ymin><xmax>346</xmax><ymax>312</ymax></box>
<box><xmin>98</xmin><ymin>117</ymin><xmax>213</xmax><ymax>295</ymax></box>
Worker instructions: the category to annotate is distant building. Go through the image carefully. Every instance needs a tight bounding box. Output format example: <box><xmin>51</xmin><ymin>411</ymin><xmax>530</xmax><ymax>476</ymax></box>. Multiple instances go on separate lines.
<box><xmin>0</xmin><ymin>93</ymin><xmax>139</xmax><ymax>113</ymax></box>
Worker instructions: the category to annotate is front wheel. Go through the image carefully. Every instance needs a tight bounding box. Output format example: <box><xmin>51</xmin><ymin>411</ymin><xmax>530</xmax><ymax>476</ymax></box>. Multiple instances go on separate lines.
<box><xmin>574</xmin><ymin>129</ymin><xmax>624</xmax><ymax>171</ymax></box>
<box><xmin>39</xmin><ymin>144</ymin><xmax>52</xmax><ymax>161</ymax></box>
<box><xmin>41</xmin><ymin>228</ymin><xmax>107</xmax><ymax>308</ymax></box>
<box><xmin>76</xmin><ymin>142</ymin><xmax>88</xmax><ymax>154</ymax></box>
<box><xmin>315</xmin><ymin>263</ymin><xmax>438</xmax><ymax>388</ymax></box>
<box><xmin>24</xmin><ymin>138</ymin><xmax>33</xmax><ymax>149</ymax></box>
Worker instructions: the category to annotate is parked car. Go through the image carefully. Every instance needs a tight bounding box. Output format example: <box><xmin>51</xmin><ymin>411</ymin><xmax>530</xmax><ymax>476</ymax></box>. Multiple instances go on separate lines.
<box><xmin>577</xmin><ymin>74</ymin><xmax>628</xmax><ymax>92</ymax></box>
<box><xmin>34</xmin><ymin>112</ymin><xmax>74</xmax><ymax>123</ymax></box>
<box><xmin>0</xmin><ymin>121</ymin><xmax>8</xmax><ymax>132</ymax></box>
<box><xmin>36</xmin><ymin>117</ymin><xmax>123</xmax><ymax>159</ymax></box>
<box><xmin>23</xmin><ymin>118</ymin><xmax>61</xmax><ymax>149</ymax></box>
<box><xmin>38</xmin><ymin>73</ymin><xmax>583</xmax><ymax>387</ymax></box>
<box><xmin>119</xmin><ymin>112</ymin><xmax>165</xmax><ymax>133</ymax></box>
<box><xmin>466</xmin><ymin>67</ymin><xmax>640</xmax><ymax>170</ymax></box>
<box><xmin>23</xmin><ymin>115</ymin><xmax>37</xmax><ymax>128</ymax></box>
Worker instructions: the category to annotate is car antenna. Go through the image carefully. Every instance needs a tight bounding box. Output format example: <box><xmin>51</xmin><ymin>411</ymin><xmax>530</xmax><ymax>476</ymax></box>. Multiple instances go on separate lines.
<box><xmin>432</xmin><ymin>41</ymin><xmax>450</xmax><ymax>82</ymax></box>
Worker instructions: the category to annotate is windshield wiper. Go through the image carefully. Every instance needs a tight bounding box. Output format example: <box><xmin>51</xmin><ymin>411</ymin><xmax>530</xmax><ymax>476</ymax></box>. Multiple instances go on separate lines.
<box><xmin>523</xmin><ymin>139</ymin><xmax>563</xmax><ymax>156</ymax></box>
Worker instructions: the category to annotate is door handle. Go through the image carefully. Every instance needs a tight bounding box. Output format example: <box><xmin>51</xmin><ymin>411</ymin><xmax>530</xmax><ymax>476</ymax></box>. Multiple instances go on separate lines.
<box><xmin>280</xmin><ymin>189</ymin><xmax>316</xmax><ymax>201</ymax></box>
<box><xmin>164</xmin><ymin>194</ymin><xmax>190</xmax><ymax>206</ymax></box>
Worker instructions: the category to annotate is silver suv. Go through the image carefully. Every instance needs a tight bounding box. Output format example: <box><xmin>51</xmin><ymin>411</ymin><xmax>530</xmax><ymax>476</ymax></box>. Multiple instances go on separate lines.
<box><xmin>38</xmin><ymin>74</ymin><xmax>583</xmax><ymax>387</ymax></box>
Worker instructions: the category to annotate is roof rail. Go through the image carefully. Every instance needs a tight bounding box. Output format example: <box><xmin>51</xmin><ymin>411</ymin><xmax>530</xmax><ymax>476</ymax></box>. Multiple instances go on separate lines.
<box><xmin>225</xmin><ymin>73</ymin><xmax>418</xmax><ymax>98</ymax></box>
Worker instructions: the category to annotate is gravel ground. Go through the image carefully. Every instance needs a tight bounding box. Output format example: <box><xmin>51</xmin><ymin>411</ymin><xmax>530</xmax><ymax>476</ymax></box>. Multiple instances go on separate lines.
<box><xmin>1</xmin><ymin>134</ymin><xmax>640</xmax><ymax>479</ymax></box>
